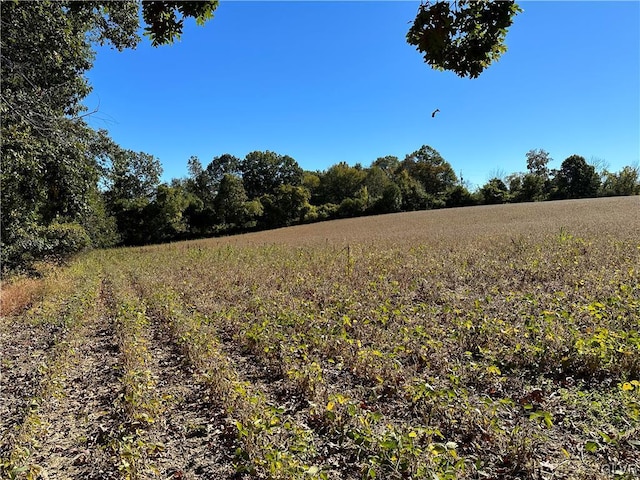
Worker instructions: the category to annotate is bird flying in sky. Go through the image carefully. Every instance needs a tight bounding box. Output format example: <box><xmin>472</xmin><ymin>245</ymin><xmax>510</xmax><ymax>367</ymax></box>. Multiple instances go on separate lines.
<box><xmin>432</xmin><ymin>108</ymin><xmax>440</xmax><ymax>118</ymax></box>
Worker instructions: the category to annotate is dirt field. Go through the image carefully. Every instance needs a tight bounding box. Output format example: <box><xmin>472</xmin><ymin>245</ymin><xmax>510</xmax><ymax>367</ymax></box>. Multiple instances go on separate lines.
<box><xmin>2</xmin><ymin>196</ymin><xmax>639</xmax><ymax>479</ymax></box>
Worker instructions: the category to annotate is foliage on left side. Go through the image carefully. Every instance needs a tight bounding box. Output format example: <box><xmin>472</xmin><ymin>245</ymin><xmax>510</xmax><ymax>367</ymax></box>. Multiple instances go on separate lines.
<box><xmin>0</xmin><ymin>1</ymin><xmax>217</xmax><ymax>275</ymax></box>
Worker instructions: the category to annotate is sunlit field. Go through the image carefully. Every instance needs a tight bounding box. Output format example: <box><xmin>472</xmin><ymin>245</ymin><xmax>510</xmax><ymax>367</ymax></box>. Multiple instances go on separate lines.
<box><xmin>2</xmin><ymin>196</ymin><xmax>639</xmax><ymax>480</ymax></box>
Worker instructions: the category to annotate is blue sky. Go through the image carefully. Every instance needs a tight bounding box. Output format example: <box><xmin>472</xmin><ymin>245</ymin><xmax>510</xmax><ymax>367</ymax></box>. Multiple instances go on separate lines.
<box><xmin>85</xmin><ymin>1</ymin><xmax>640</xmax><ymax>190</ymax></box>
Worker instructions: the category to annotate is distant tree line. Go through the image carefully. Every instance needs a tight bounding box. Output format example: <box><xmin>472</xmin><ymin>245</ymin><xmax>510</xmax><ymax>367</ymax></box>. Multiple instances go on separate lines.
<box><xmin>126</xmin><ymin>147</ymin><xmax>635</xmax><ymax>248</ymax></box>
<box><xmin>4</xmin><ymin>116</ymin><xmax>639</xmax><ymax>274</ymax></box>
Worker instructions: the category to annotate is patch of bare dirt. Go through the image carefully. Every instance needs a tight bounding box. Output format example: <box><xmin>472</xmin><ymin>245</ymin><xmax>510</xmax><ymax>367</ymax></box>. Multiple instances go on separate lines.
<box><xmin>21</xmin><ymin>294</ymin><xmax>123</xmax><ymax>479</ymax></box>
<box><xmin>0</xmin><ymin>317</ymin><xmax>61</xmax><ymax>459</ymax></box>
<box><xmin>144</xmin><ymin>316</ymin><xmax>238</xmax><ymax>479</ymax></box>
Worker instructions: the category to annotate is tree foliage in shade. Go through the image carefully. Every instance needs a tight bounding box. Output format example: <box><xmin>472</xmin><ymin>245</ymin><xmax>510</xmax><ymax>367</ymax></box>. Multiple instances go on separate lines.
<box><xmin>407</xmin><ymin>0</ymin><xmax>522</xmax><ymax>78</ymax></box>
<box><xmin>554</xmin><ymin>155</ymin><xmax>601</xmax><ymax>200</ymax></box>
<box><xmin>141</xmin><ymin>1</ymin><xmax>219</xmax><ymax>46</ymax></box>
<box><xmin>260</xmin><ymin>185</ymin><xmax>313</xmax><ymax>228</ymax></box>
<box><xmin>215</xmin><ymin>174</ymin><xmax>249</xmax><ymax>227</ymax></box>
<box><xmin>480</xmin><ymin>177</ymin><xmax>510</xmax><ymax>204</ymax></box>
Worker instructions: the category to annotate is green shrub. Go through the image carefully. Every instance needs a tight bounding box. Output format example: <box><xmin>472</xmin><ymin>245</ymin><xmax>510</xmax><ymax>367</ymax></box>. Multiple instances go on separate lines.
<box><xmin>1</xmin><ymin>221</ymin><xmax>91</xmax><ymax>275</ymax></box>
<box><xmin>45</xmin><ymin>222</ymin><xmax>91</xmax><ymax>258</ymax></box>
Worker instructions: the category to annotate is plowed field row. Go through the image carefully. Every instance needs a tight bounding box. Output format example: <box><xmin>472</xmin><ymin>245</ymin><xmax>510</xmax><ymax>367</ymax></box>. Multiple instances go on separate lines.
<box><xmin>2</xmin><ymin>197</ymin><xmax>639</xmax><ymax>479</ymax></box>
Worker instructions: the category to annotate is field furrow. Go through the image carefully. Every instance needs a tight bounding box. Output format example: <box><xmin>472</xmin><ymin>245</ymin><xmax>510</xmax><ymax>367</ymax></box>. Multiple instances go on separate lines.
<box><xmin>141</xmin><ymin>309</ymin><xmax>237</xmax><ymax>479</ymax></box>
<box><xmin>0</xmin><ymin>265</ymin><xmax>123</xmax><ymax>479</ymax></box>
<box><xmin>2</xmin><ymin>198</ymin><xmax>639</xmax><ymax>479</ymax></box>
<box><xmin>0</xmin><ymin>319</ymin><xmax>60</xmax><ymax>458</ymax></box>
<box><xmin>22</xmin><ymin>281</ymin><xmax>123</xmax><ymax>480</ymax></box>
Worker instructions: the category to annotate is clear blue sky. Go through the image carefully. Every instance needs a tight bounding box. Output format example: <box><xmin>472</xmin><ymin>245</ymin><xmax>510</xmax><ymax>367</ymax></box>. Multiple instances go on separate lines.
<box><xmin>85</xmin><ymin>1</ymin><xmax>640</xmax><ymax>190</ymax></box>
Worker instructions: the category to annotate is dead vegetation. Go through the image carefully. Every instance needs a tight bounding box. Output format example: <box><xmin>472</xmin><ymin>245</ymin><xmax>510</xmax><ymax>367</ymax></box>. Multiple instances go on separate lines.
<box><xmin>1</xmin><ymin>196</ymin><xmax>638</xmax><ymax>479</ymax></box>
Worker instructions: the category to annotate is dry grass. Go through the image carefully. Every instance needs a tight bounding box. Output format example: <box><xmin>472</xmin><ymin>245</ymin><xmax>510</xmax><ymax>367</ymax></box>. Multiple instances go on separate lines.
<box><xmin>176</xmin><ymin>196</ymin><xmax>639</xmax><ymax>248</ymax></box>
<box><xmin>2</xmin><ymin>196</ymin><xmax>639</xmax><ymax>479</ymax></box>
<box><xmin>0</xmin><ymin>277</ymin><xmax>46</xmax><ymax>317</ymax></box>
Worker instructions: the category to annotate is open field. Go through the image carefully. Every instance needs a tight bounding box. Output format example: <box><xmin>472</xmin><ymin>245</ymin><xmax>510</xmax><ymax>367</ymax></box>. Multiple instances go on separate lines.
<box><xmin>2</xmin><ymin>196</ymin><xmax>639</xmax><ymax>479</ymax></box>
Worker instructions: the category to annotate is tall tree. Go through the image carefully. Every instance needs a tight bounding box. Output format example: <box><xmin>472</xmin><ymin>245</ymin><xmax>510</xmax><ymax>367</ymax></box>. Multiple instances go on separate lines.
<box><xmin>104</xmin><ymin>148</ymin><xmax>162</xmax><ymax>204</ymax></box>
<box><xmin>183</xmin><ymin>154</ymin><xmax>241</xmax><ymax>232</ymax></box>
<box><xmin>102</xmin><ymin>145</ymin><xmax>162</xmax><ymax>245</ymax></box>
<box><xmin>526</xmin><ymin>149</ymin><xmax>552</xmax><ymax>178</ymax></box>
<box><xmin>371</xmin><ymin>156</ymin><xmax>400</xmax><ymax>177</ymax></box>
<box><xmin>553</xmin><ymin>155</ymin><xmax>601</xmax><ymax>199</ymax></box>
<box><xmin>316</xmin><ymin>162</ymin><xmax>367</xmax><ymax>206</ymax></box>
<box><xmin>1</xmin><ymin>0</ymin><xmax>217</xmax><ymax>271</ymax></box>
<box><xmin>480</xmin><ymin>177</ymin><xmax>510</xmax><ymax>204</ymax></box>
<box><xmin>394</xmin><ymin>169</ymin><xmax>429</xmax><ymax>211</ymax></box>
<box><xmin>186</xmin><ymin>155</ymin><xmax>215</xmax><ymax>207</ymax></box>
<box><xmin>241</xmin><ymin>151</ymin><xmax>303</xmax><ymax>199</ymax></box>
<box><xmin>400</xmin><ymin>146</ymin><xmax>457</xmax><ymax>201</ymax></box>
<box><xmin>146</xmin><ymin>184</ymin><xmax>191</xmax><ymax>243</ymax></box>
<box><xmin>600</xmin><ymin>166</ymin><xmax>640</xmax><ymax>197</ymax></box>
<box><xmin>215</xmin><ymin>174</ymin><xmax>249</xmax><ymax>227</ymax></box>
<box><xmin>260</xmin><ymin>185</ymin><xmax>312</xmax><ymax>228</ymax></box>
<box><xmin>205</xmin><ymin>153</ymin><xmax>242</xmax><ymax>195</ymax></box>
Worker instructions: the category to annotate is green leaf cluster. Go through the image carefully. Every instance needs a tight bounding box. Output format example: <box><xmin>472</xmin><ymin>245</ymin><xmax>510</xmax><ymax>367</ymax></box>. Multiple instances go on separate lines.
<box><xmin>407</xmin><ymin>0</ymin><xmax>522</xmax><ymax>78</ymax></box>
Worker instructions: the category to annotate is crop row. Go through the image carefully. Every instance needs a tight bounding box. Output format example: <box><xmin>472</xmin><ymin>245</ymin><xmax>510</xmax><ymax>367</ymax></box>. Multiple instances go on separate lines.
<box><xmin>1</xmin><ymin>262</ymin><xmax>103</xmax><ymax>479</ymax></box>
<box><xmin>4</xmin><ymin>225</ymin><xmax>637</xmax><ymax>479</ymax></box>
<box><xmin>114</xmin><ymin>231</ymin><xmax>639</xmax><ymax>478</ymax></box>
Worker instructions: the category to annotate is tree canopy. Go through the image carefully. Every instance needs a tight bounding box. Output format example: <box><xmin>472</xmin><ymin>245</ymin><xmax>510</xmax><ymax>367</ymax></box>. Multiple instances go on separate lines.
<box><xmin>407</xmin><ymin>0</ymin><xmax>522</xmax><ymax>78</ymax></box>
<box><xmin>554</xmin><ymin>155</ymin><xmax>601</xmax><ymax>200</ymax></box>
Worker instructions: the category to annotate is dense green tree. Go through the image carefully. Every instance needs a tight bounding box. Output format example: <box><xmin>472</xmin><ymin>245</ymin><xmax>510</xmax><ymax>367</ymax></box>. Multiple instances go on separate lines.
<box><xmin>215</xmin><ymin>174</ymin><xmax>250</xmax><ymax>227</ymax></box>
<box><xmin>520</xmin><ymin>148</ymin><xmax>552</xmax><ymax>201</ymax></box>
<box><xmin>600</xmin><ymin>166</ymin><xmax>640</xmax><ymax>197</ymax></box>
<box><xmin>373</xmin><ymin>183</ymin><xmax>403</xmax><ymax>214</ymax></box>
<box><xmin>508</xmin><ymin>172</ymin><xmax>548</xmax><ymax>203</ymax></box>
<box><xmin>302</xmin><ymin>171</ymin><xmax>322</xmax><ymax>199</ymax></box>
<box><xmin>338</xmin><ymin>187</ymin><xmax>370</xmax><ymax>217</ymax></box>
<box><xmin>364</xmin><ymin>166</ymin><xmax>395</xmax><ymax>201</ymax></box>
<box><xmin>241</xmin><ymin>151</ymin><xmax>303</xmax><ymax>199</ymax></box>
<box><xmin>553</xmin><ymin>155</ymin><xmax>601</xmax><ymax>199</ymax></box>
<box><xmin>104</xmin><ymin>149</ymin><xmax>162</xmax><ymax>204</ymax></box>
<box><xmin>316</xmin><ymin>162</ymin><xmax>367</xmax><ymax>205</ymax></box>
<box><xmin>102</xmin><ymin>145</ymin><xmax>162</xmax><ymax>245</ymax></box>
<box><xmin>145</xmin><ymin>184</ymin><xmax>191</xmax><ymax>243</ymax></box>
<box><xmin>183</xmin><ymin>154</ymin><xmax>241</xmax><ymax>233</ymax></box>
<box><xmin>260</xmin><ymin>185</ymin><xmax>312</xmax><ymax>228</ymax></box>
<box><xmin>480</xmin><ymin>177</ymin><xmax>510</xmax><ymax>204</ymax></box>
<box><xmin>184</xmin><ymin>155</ymin><xmax>218</xmax><ymax>231</ymax></box>
<box><xmin>445</xmin><ymin>185</ymin><xmax>476</xmax><ymax>208</ymax></box>
<box><xmin>169</xmin><ymin>177</ymin><xmax>213</xmax><ymax>237</ymax></box>
<box><xmin>185</xmin><ymin>156</ymin><xmax>210</xmax><ymax>201</ymax></box>
<box><xmin>371</xmin><ymin>156</ymin><xmax>400</xmax><ymax>177</ymax></box>
<box><xmin>407</xmin><ymin>0</ymin><xmax>522</xmax><ymax>78</ymax></box>
<box><xmin>394</xmin><ymin>169</ymin><xmax>429</xmax><ymax>211</ymax></box>
<box><xmin>506</xmin><ymin>173</ymin><xmax>524</xmax><ymax>201</ymax></box>
<box><xmin>83</xmin><ymin>189</ymin><xmax>120</xmax><ymax>248</ymax></box>
<box><xmin>0</xmin><ymin>1</ymin><xmax>104</xmax><ymax>267</ymax></box>
<box><xmin>521</xmin><ymin>173</ymin><xmax>548</xmax><ymax>202</ymax></box>
<box><xmin>205</xmin><ymin>154</ymin><xmax>241</xmax><ymax>191</ymax></box>
<box><xmin>400</xmin><ymin>146</ymin><xmax>457</xmax><ymax>202</ymax></box>
<box><xmin>1</xmin><ymin>0</ymin><xmax>217</xmax><ymax>271</ymax></box>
